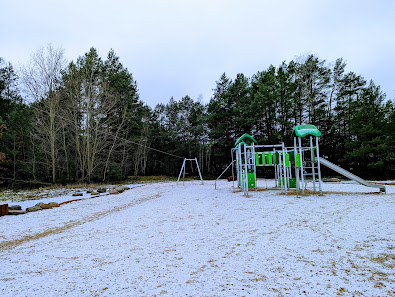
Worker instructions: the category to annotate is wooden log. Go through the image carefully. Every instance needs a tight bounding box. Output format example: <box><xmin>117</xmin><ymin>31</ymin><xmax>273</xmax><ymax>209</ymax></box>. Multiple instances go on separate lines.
<box><xmin>0</xmin><ymin>204</ymin><xmax>8</xmax><ymax>216</ymax></box>
<box><xmin>7</xmin><ymin>210</ymin><xmax>27</xmax><ymax>215</ymax></box>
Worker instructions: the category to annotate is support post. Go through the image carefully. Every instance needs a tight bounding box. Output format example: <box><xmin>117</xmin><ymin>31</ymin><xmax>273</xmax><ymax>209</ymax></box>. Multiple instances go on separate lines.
<box><xmin>310</xmin><ymin>136</ymin><xmax>316</xmax><ymax>193</ymax></box>
<box><xmin>231</xmin><ymin>148</ymin><xmax>235</xmax><ymax>188</ymax></box>
<box><xmin>298</xmin><ymin>137</ymin><xmax>305</xmax><ymax>195</ymax></box>
<box><xmin>294</xmin><ymin>137</ymin><xmax>300</xmax><ymax>196</ymax></box>
<box><xmin>195</xmin><ymin>157</ymin><xmax>204</xmax><ymax>185</ymax></box>
<box><xmin>177</xmin><ymin>159</ymin><xmax>186</xmax><ymax>185</ymax></box>
<box><xmin>282</xmin><ymin>143</ymin><xmax>287</xmax><ymax>195</ymax></box>
<box><xmin>315</xmin><ymin>137</ymin><xmax>323</xmax><ymax>195</ymax></box>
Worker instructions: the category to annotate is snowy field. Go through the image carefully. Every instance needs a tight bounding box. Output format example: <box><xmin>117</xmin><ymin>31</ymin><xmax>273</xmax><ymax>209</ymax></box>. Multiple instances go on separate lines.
<box><xmin>0</xmin><ymin>180</ymin><xmax>394</xmax><ymax>296</ymax></box>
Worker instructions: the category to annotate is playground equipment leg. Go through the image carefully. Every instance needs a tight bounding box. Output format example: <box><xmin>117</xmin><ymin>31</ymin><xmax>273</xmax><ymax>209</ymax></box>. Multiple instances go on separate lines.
<box><xmin>282</xmin><ymin>144</ymin><xmax>287</xmax><ymax>195</ymax></box>
<box><xmin>315</xmin><ymin>137</ymin><xmax>323</xmax><ymax>194</ymax></box>
<box><xmin>310</xmin><ymin>136</ymin><xmax>316</xmax><ymax>193</ymax></box>
<box><xmin>231</xmin><ymin>148</ymin><xmax>235</xmax><ymax>188</ymax></box>
<box><xmin>294</xmin><ymin>137</ymin><xmax>300</xmax><ymax>196</ymax></box>
<box><xmin>177</xmin><ymin>159</ymin><xmax>186</xmax><ymax>185</ymax></box>
<box><xmin>244</xmin><ymin>143</ymin><xmax>248</xmax><ymax>197</ymax></box>
<box><xmin>298</xmin><ymin>137</ymin><xmax>305</xmax><ymax>195</ymax></box>
<box><xmin>195</xmin><ymin>157</ymin><xmax>204</xmax><ymax>185</ymax></box>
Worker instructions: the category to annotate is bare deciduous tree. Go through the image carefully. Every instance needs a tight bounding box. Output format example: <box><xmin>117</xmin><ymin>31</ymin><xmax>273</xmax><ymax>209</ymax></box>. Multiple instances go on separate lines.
<box><xmin>20</xmin><ymin>45</ymin><xmax>66</xmax><ymax>183</ymax></box>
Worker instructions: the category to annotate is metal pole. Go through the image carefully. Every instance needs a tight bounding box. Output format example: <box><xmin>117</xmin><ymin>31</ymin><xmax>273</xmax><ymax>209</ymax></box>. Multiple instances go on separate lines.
<box><xmin>231</xmin><ymin>148</ymin><xmax>235</xmax><ymax>188</ymax></box>
<box><xmin>183</xmin><ymin>159</ymin><xmax>186</xmax><ymax>186</ymax></box>
<box><xmin>282</xmin><ymin>143</ymin><xmax>287</xmax><ymax>195</ymax></box>
<box><xmin>310</xmin><ymin>136</ymin><xmax>316</xmax><ymax>193</ymax></box>
<box><xmin>195</xmin><ymin>157</ymin><xmax>204</xmax><ymax>185</ymax></box>
<box><xmin>252</xmin><ymin>144</ymin><xmax>257</xmax><ymax>191</ymax></box>
<box><xmin>177</xmin><ymin>159</ymin><xmax>186</xmax><ymax>185</ymax></box>
<box><xmin>315</xmin><ymin>137</ymin><xmax>323</xmax><ymax>195</ymax></box>
<box><xmin>298</xmin><ymin>137</ymin><xmax>305</xmax><ymax>195</ymax></box>
<box><xmin>294</xmin><ymin>137</ymin><xmax>300</xmax><ymax>196</ymax></box>
<box><xmin>244</xmin><ymin>144</ymin><xmax>248</xmax><ymax>197</ymax></box>
<box><xmin>273</xmin><ymin>148</ymin><xmax>278</xmax><ymax>188</ymax></box>
<box><xmin>238</xmin><ymin>145</ymin><xmax>242</xmax><ymax>188</ymax></box>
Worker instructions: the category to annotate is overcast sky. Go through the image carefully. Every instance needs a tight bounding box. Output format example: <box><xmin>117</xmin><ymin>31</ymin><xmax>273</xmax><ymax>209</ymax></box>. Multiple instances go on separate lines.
<box><xmin>1</xmin><ymin>0</ymin><xmax>394</xmax><ymax>107</ymax></box>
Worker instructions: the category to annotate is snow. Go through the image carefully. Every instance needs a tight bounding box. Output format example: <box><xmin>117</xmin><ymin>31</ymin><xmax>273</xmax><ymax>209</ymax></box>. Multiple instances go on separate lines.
<box><xmin>0</xmin><ymin>184</ymin><xmax>142</xmax><ymax>210</ymax></box>
<box><xmin>0</xmin><ymin>180</ymin><xmax>394</xmax><ymax>296</ymax></box>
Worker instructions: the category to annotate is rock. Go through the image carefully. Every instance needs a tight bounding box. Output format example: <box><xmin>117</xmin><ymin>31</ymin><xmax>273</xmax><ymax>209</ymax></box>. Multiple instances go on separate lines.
<box><xmin>330</xmin><ymin>178</ymin><xmax>341</xmax><ymax>182</ymax></box>
<box><xmin>97</xmin><ymin>188</ymin><xmax>107</xmax><ymax>193</ymax></box>
<box><xmin>8</xmin><ymin>205</ymin><xmax>22</xmax><ymax>211</ymax></box>
<box><xmin>91</xmin><ymin>191</ymin><xmax>99</xmax><ymax>195</ymax></box>
<box><xmin>87</xmin><ymin>189</ymin><xmax>93</xmax><ymax>193</ymax></box>
<box><xmin>48</xmin><ymin>202</ymin><xmax>60</xmax><ymax>208</ymax></box>
<box><xmin>26</xmin><ymin>205</ymin><xmax>42</xmax><ymax>212</ymax></box>
<box><xmin>34</xmin><ymin>202</ymin><xmax>55</xmax><ymax>209</ymax></box>
<box><xmin>39</xmin><ymin>203</ymin><xmax>53</xmax><ymax>209</ymax></box>
<box><xmin>115</xmin><ymin>187</ymin><xmax>125</xmax><ymax>193</ymax></box>
<box><xmin>72</xmin><ymin>192</ymin><xmax>83</xmax><ymax>197</ymax></box>
<box><xmin>122</xmin><ymin>185</ymin><xmax>130</xmax><ymax>191</ymax></box>
<box><xmin>109</xmin><ymin>189</ymin><xmax>119</xmax><ymax>195</ymax></box>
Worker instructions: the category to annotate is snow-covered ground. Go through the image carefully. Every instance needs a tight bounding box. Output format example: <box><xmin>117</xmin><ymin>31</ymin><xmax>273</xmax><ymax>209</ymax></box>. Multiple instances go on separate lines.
<box><xmin>0</xmin><ymin>180</ymin><xmax>394</xmax><ymax>296</ymax></box>
<box><xmin>0</xmin><ymin>184</ymin><xmax>142</xmax><ymax>210</ymax></box>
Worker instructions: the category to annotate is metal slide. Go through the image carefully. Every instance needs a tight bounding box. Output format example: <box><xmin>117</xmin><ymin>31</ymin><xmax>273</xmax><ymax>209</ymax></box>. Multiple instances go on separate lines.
<box><xmin>319</xmin><ymin>158</ymin><xmax>386</xmax><ymax>193</ymax></box>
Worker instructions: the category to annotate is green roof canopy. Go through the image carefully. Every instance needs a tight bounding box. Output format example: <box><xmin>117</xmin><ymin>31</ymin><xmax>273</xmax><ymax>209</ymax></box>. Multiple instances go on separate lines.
<box><xmin>234</xmin><ymin>134</ymin><xmax>258</xmax><ymax>147</ymax></box>
<box><xmin>292</xmin><ymin>124</ymin><xmax>321</xmax><ymax>138</ymax></box>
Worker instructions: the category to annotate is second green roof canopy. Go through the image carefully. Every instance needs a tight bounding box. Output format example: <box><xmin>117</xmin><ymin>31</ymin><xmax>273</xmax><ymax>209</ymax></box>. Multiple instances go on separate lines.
<box><xmin>235</xmin><ymin>133</ymin><xmax>258</xmax><ymax>147</ymax></box>
<box><xmin>292</xmin><ymin>124</ymin><xmax>321</xmax><ymax>138</ymax></box>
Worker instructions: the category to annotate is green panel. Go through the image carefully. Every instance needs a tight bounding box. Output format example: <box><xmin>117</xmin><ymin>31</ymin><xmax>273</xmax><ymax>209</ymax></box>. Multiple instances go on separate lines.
<box><xmin>261</xmin><ymin>153</ymin><xmax>266</xmax><ymax>165</ymax></box>
<box><xmin>279</xmin><ymin>177</ymin><xmax>296</xmax><ymax>188</ymax></box>
<box><xmin>255</xmin><ymin>152</ymin><xmax>259</xmax><ymax>165</ymax></box>
<box><xmin>312</xmin><ymin>147</ymin><xmax>316</xmax><ymax>162</ymax></box>
<box><xmin>296</xmin><ymin>153</ymin><xmax>301</xmax><ymax>167</ymax></box>
<box><xmin>248</xmin><ymin>173</ymin><xmax>255</xmax><ymax>188</ymax></box>
<box><xmin>291</xmin><ymin>124</ymin><xmax>321</xmax><ymax>138</ymax></box>
<box><xmin>266</xmin><ymin>152</ymin><xmax>272</xmax><ymax>165</ymax></box>
<box><xmin>273</xmin><ymin>152</ymin><xmax>279</xmax><ymax>164</ymax></box>
<box><xmin>289</xmin><ymin>150</ymin><xmax>295</xmax><ymax>162</ymax></box>
<box><xmin>285</xmin><ymin>153</ymin><xmax>290</xmax><ymax>167</ymax></box>
<box><xmin>288</xmin><ymin>178</ymin><xmax>296</xmax><ymax>188</ymax></box>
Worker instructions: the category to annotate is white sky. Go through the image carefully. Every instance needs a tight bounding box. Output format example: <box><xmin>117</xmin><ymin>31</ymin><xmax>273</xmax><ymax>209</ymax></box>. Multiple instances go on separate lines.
<box><xmin>1</xmin><ymin>0</ymin><xmax>394</xmax><ymax>107</ymax></box>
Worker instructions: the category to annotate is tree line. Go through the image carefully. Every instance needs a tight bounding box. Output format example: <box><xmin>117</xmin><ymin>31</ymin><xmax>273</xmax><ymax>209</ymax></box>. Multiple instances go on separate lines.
<box><xmin>0</xmin><ymin>46</ymin><xmax>394</xmax><ymax>186</ymax></box>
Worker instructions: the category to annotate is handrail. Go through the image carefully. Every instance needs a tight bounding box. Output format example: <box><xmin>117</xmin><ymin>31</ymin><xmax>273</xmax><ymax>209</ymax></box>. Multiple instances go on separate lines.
<box><xmin>215</xmin><ymin>160</ymin><xmax>236</xmax><ymax>190</ymax></box>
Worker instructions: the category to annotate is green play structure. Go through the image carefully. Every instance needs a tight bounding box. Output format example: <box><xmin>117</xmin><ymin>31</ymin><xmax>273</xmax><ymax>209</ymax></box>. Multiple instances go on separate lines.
<box><xmin>230</xmin><ymin>124</ymin><xmax>386</xmax><ymax>196</ymax></box>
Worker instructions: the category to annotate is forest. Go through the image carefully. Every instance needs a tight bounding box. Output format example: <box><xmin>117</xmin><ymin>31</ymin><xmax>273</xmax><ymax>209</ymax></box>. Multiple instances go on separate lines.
<box><xmin>0</xmin><ymin>45</ymin><xmax>394</xmax><ymax>186</ymax></box>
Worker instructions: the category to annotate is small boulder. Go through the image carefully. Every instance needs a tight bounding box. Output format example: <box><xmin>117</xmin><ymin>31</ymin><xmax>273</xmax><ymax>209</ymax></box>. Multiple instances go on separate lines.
<box><xmin>330</xmin><ymin>178</ymin><xmax>341</xmax><ymax>182</ymax></box>
<box><xmin>97</xmin><ymin>188</ymin><xmax>107</xmax><ymax>193</ymax></box>
<box><xmin>72</xmin><ymin>192</ymin><xmax>83</xmax><ymax>197</ymax></box>
<box><xmin>109</xmin><ymin>189</ymin><xmax>119</xmax><ymax>195</ymax></box>
<box><xmin>48</xmin><ymin>202</ymin><xmax>60</xmax><ymax>208</ymax></box>
<box><xmin>91</xmin><ymin>191</ymin><xmax>99</xmax><ymax>195</ymax></box>
<box><xmin>8</xmin><ymin>205</ymin><xmax>22</xmax><ymax>211</ymax></box>
<box><xmin>40</xmin><ymin>203</ymin><xmax>53</xmax><ymax>209</ymax></box>
<box><xmin>115</xmin><ymin>187</ymin><xmax>125</xmax><ymax>193</ymax></box>
<box><xmin>87</xmin><ymin>189</ymin><xmax>94</xmax><ymax>193</ymax></box>
<box><xmin>122</xmin><ymin>185</ymin><xmax>130</xmax><ymax>191</ymax></box>
<box><xmin>26</xmin><ymin>205</ymin><xmax>42</xmax><ymax>212</ymax></box>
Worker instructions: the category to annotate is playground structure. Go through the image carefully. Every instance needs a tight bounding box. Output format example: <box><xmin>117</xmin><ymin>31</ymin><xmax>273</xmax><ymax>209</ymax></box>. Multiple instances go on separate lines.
<box><xmin>231</xmin><ymin>124</ymin><xmax>386</xmax><ymax>196</ymax></box>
